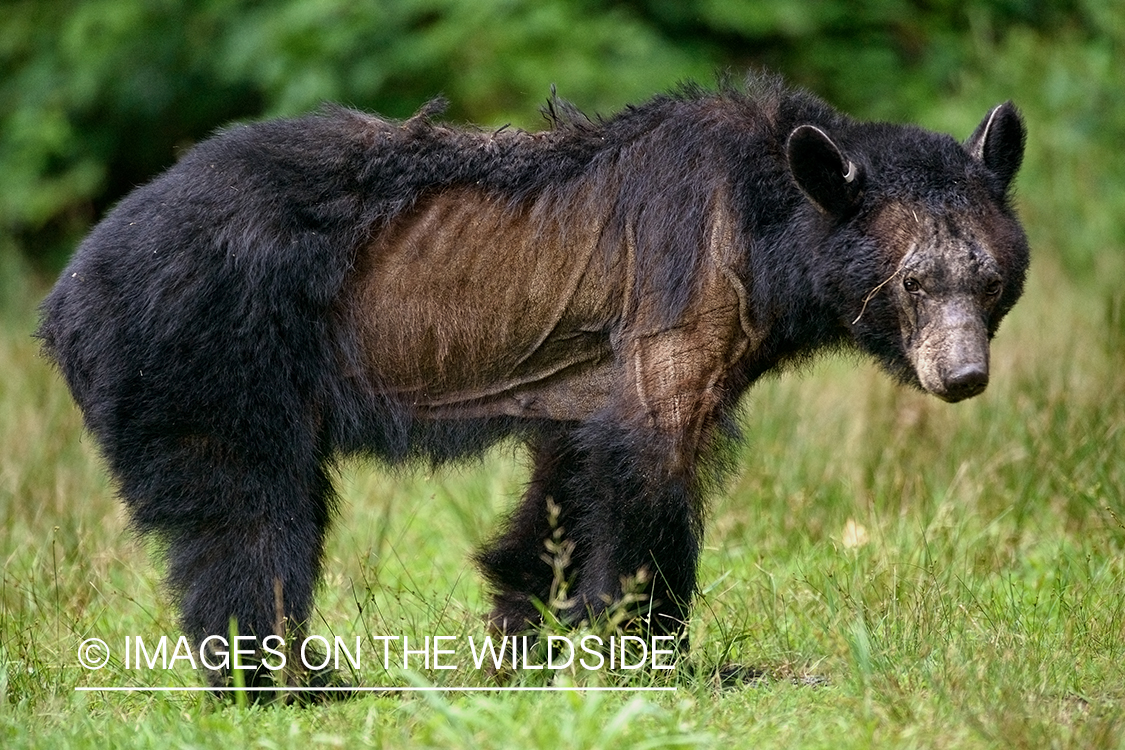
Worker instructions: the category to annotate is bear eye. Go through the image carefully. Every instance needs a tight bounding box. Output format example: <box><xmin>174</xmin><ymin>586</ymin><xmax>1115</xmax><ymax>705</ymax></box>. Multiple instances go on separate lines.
<box><xmin>903</xmin><ymin>277</ymin><xmax>921</xmax><ymax>293</ymax></box>
<box><xmin>985</xmin><ymin>280</ymin><xmax>1003</xmax><ymax>297</ymax></box>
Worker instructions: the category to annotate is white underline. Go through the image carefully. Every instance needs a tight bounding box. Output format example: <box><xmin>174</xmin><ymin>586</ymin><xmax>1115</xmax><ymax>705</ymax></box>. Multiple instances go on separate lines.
<box><xmin>75</xmin><ymin>686</ymin><xmax>676</xmax><ymax>692</ymax></box>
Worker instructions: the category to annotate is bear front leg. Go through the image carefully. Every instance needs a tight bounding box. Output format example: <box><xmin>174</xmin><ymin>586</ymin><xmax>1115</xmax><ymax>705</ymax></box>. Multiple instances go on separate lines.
<box><xmin>477</xmin><ymin>423</ymin><xmax>703</xmax><ymax>642</ymax></box>
<box><xmin>550</xmin><ymin>299</ymin><xmax>743</xmax><ymax>640</ymax></box>
<box><xmin>562</xmin><ymin>421</ymin><xmax>704</xmax><ymax>639</ymax></box>
<box><xmin>476</xmin><ymin>429</ymin><xmax>583</xmax><ymax>634</ymax></box>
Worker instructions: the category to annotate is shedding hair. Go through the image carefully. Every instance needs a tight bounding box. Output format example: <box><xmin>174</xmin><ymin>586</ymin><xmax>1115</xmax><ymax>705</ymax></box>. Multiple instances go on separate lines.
<box><xmin>852</xmin><ymin>268</ymin><xmax>903</xmax><ymax>325</ymax></box>
<box><xmin>36</xmin><ymin>72</ymin><xmax>1030</xmax><ymax>692</ymax></box>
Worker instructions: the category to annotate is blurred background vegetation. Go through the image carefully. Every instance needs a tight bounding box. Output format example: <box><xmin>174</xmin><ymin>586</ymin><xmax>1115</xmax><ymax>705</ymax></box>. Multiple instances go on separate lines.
<box><xmin>1</xmin><ymin>0</ymin><xmax>1122</xmax><ymax>288</ymax></box>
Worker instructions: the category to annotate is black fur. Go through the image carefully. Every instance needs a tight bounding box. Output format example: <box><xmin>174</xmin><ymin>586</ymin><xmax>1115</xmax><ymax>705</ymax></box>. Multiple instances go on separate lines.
<box><xmin>37</xmin><ymin>73</ymin><xmax>1029</xmax><ymax>686</ymax></box>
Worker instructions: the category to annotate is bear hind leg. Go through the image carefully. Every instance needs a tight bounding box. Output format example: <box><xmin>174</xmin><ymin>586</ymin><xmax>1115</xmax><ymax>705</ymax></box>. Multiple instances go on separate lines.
<box><xmin>135</xmin><ymin>443</ymin><xmax>337</xmax><ymax>695</ymax></box>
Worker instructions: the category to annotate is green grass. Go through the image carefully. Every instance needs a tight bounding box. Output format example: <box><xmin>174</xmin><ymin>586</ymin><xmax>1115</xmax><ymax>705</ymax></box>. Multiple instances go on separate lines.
<box><xmin>2</xmin><ymin>244</ymin><xmax>1123</xmax><ymax>748</ymax></box>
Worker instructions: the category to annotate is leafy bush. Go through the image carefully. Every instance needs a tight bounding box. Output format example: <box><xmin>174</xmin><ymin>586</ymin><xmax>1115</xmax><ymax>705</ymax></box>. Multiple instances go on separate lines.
<box><xmin>1</xmin><ymin>0</ymin><xmax>1121</xmax><ymax>276</ymax></box>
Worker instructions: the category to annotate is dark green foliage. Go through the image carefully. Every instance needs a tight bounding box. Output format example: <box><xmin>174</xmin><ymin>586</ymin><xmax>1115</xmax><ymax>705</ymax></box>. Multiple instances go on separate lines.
<box><xmin>1</xmin><ymin>0</ymin><xmax>1122</xmax><ymax>274</ymax></box>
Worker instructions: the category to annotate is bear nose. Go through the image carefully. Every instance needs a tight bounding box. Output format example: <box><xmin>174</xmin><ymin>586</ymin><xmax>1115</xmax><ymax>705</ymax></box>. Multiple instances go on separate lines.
<box><xmin>943</xmin><ymin>363</ymin><xmax>989</xmax><ymax>402</ymax></box>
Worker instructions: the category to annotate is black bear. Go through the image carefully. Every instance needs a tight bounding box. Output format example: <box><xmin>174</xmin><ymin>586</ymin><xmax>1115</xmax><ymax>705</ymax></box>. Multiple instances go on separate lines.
<box><xmin>38</xmin><ymin>73</ymin><xmax>1029</xmax><ymax>688</ymax></box>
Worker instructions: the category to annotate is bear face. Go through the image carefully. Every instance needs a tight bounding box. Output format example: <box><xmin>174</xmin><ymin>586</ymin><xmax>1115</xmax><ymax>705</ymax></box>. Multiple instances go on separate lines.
<box><xmin>785</xmin><ymin>102</ymin><xmax>1028</xmax><ymax>402</ymax></box>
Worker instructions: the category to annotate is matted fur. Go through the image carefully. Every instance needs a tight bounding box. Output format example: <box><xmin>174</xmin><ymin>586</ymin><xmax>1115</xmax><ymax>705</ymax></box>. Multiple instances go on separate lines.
<box><xmin>37</xmin><ymin>73</ymin><xmax>1029</xmax><ymax>688</ymax></box>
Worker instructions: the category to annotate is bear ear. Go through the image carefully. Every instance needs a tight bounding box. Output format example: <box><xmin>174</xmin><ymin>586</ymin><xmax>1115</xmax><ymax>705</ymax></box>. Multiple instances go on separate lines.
<box><xmin>786</xmin><ymin>125</ymin><xmax>864</xmax><ymax>216</ymax></box>
<box><xmin>965</xmin><ymin>102</ymin><xmax>1026</xmax><ymax>194</ymax></box>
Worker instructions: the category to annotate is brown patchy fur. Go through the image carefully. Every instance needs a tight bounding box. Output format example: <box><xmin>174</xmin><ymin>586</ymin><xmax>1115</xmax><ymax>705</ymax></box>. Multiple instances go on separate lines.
<box><xmin>346</xmin><ymin>185</ymin><xmax>624</xmax><ymax>420</ymax></box>
<box><xmin>346</xmin><ymin>185</ymin><xmax>752</xmax><ymax>457</ymax></box>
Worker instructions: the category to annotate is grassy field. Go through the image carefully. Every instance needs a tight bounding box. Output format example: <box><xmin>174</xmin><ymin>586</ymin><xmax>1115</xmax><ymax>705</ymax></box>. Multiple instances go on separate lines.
<box><xmin>3</xmin><ymin>62</ymin><xmax>1125</xmax><ymax>744</ymax></box>
<box><xmin>2</xmin><ymin>232</ymin><xmax>1123</xmax><ymax>748</ymax></box>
